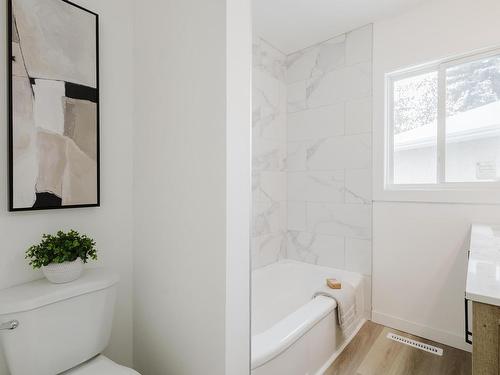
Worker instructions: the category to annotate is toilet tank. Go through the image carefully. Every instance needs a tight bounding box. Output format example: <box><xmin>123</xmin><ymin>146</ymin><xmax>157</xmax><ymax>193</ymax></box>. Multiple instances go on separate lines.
<box><xmin>0</xmin><ymin>269</ymin><xmax>119</xmax><ymax>375</ymax></box>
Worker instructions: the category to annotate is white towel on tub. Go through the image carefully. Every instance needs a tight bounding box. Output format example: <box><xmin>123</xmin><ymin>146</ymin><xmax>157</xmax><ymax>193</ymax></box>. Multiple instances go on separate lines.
<box><xmin>313</xmin><ymin>281</ymin><xmax>357</xmax><ymax>336</ymax></box>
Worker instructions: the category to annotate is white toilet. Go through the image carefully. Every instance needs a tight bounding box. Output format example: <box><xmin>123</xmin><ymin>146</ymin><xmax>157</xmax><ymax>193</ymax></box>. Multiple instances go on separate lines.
<box><xmin>0</xmin><ymin>269</ymin><xmax>140</xmax><ymax>375</ymax></box>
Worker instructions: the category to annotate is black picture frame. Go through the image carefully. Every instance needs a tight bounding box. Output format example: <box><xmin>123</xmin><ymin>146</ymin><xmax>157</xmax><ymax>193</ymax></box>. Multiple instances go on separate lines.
<box><xmin>7</xmin><ymin>0</ymin><xmax>100</xmax><ymax>212</ymax></box>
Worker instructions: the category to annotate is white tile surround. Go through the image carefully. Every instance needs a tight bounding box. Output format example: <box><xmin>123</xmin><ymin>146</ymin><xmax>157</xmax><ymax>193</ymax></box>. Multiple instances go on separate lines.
<box><xmin>252</xmin><ymin>37</ymin><xmax>288</xmax><ymax>269</ymax></box>
<box><xmin>252</xmin><ymin>25</ymin><xmax>373</xmax><ymax>284</ymax></box>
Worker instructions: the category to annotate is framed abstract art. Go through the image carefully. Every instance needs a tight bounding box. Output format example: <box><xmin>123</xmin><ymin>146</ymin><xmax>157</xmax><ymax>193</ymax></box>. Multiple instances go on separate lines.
<box><xmin>8</xmin><ymin>0</ymin><xmax>99</xmax><ymax>211</ymax></box>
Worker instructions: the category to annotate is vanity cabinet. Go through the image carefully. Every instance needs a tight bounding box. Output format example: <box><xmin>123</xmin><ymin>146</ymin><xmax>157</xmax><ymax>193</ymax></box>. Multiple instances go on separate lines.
<box><xmin>472</xmin><ymin>301</ymin><xmax>500</xmax><ymax>374</ymax></box>
<box><xmin>466</xmin><ymin>224</ymin><xmax>500</xmax><ymax>375</ymax></box>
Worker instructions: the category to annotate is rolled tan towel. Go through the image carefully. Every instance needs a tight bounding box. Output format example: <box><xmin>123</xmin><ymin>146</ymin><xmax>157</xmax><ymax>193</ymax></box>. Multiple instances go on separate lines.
<box><xmin>313</xmin><ymin>280</ymin><xmax>357</xmax><ymax>335</ymax></box>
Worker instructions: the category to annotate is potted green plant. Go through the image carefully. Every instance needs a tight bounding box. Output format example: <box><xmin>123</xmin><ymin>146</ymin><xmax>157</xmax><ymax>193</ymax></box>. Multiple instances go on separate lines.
<box><xmin>25</xmin><ymin>230</ymin><xmax>97</xmax><ymax>284</ymax></box>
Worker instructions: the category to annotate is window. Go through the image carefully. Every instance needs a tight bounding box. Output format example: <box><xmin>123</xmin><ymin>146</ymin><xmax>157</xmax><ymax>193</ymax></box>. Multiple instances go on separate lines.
<box><xmin>386</xmin><ymin>49</ymin><xmax>500</xmax><ymax>189</ymax></box>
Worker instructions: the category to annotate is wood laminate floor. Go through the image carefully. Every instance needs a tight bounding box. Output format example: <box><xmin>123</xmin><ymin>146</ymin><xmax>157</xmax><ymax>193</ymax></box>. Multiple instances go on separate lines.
<box><xmin>325</xmin><ymin>321</ymin><xmax>471</xmax><ymax>375</ymax></box>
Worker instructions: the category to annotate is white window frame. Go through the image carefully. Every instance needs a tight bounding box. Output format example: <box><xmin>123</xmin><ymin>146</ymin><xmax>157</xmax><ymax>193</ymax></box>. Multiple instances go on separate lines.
<box><xmin>385</xmin><ymin>47</ymin><xmax>500</xmax><ymax>194</ymax></box>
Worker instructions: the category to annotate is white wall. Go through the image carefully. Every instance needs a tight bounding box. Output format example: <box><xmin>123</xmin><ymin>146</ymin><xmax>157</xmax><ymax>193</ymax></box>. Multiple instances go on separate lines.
<box><xmin>373</xmin><ymin>203</ymin><xmax>500</xmax><ymax>350</ymax></box>
<box><xmin>372</xmin><ymin>0</ymin><xmax>500</xmax><ymax>351</ymax></box>
<box><xmin>133</xmin><ymin>0</ymin><xmax>251</xmax><ymax>374</ymax></box>
<box><xmin>0</xmin><ymin>0</ymin><xmax>135</xmax><ymax>373</ymax></box>
<box><xmin>226</xmin><ymin>0</ymin><xmax>252</xmax><ymax>372</ymax></box>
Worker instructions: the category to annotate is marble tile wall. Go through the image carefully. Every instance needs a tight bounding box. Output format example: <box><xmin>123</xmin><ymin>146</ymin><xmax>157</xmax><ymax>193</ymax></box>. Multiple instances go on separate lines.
<box><xmin>285</xmin><ymin>24</ymin><xmax>373</xmax><ymax>291</ymax></box>
<box><xmin>252</xmin><ymin>25</ymin><xmax>373</xmax><ymax>290</ymax></box>
<box><xmin>252</xmin><ymin>37</ymin><xmax>288</xmax><ymax>269</ymax></box>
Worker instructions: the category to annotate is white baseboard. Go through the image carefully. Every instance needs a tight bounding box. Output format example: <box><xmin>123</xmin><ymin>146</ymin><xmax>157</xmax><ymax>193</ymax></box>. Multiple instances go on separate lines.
<box><xmin>372</xmin><ymin>311</ymin><xmax>472</xmax><ymax>352</ymax></box>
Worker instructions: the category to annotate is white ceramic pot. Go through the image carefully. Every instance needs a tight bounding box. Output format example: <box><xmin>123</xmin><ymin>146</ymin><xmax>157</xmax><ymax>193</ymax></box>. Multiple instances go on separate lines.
<box><xmin>42</xmin><ymin>258</ymin><xmax>84</xmax><ymax>284</ymax></box>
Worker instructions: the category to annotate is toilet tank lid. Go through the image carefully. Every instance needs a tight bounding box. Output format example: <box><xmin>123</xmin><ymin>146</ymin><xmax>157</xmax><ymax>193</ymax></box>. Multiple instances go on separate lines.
<box><xmin>0</xmin><ymin>268</ymin><xmax>119</xmax><ymax>315</ymax></box>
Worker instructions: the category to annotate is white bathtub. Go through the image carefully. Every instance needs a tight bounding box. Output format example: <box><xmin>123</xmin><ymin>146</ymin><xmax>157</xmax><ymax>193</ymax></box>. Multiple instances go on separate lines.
<box><xmin>251</xmin><ymin>260</ymin><xmax>366</xmax><ymax>375</ymax></box>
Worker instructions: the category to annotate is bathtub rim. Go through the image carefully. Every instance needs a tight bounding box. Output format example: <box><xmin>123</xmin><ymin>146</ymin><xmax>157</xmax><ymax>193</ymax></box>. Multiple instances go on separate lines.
<box><xmin>251</xmin><ymin>295</ymin><xmax>337</xmax><ymax>369</ymax></box>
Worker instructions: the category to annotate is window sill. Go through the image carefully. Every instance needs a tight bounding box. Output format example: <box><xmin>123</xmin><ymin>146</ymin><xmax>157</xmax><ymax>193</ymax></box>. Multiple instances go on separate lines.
<box><xmin>374</xmin><ymin>185</ymin><xmax>500</xmax><ymax>205</ymax></box>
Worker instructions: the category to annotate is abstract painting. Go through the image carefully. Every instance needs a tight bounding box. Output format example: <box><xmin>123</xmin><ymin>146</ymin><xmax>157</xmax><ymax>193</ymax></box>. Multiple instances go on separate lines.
<box><xmin>8</xmin><ymin>0</ymin><xmax>99</xmax><ymax>211</ymax></box>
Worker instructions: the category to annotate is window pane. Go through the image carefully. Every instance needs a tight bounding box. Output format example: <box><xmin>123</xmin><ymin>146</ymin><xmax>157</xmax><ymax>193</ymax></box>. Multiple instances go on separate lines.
<box><xmin>393</xmin><ymin>71</ymin><xmax>438</xmax><ymax>184</ymax></box>
<box><xmin>446</xmin><ymin>55</ymin><xmax>500</xmax><ymax>182</ymax></box>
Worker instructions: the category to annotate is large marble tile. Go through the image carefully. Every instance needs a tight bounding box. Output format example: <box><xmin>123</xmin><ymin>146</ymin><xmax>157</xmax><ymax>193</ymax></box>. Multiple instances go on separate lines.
<box><xmin>253</xmin><ymin>171</ymin><xmax>287</xmax><ymax>202</ymax></box>
<box><xmin>287</xmin><ymin>141</ymin><xmax>308</xmax><ymax>171</ymax></box>
<box><xmin>307</xmin><ymin>62</ymin><xmax>372</xmax><ymax>108</ymax></box>
<box><xmin>254</xmin><ymin>110</ymin><xmax>287</xmax><ymax>144</ymax></box>
<box><xmin>251</xmin><ymin>232</ymin><xmax>287</xmax><ymax>269</ymax></box>
<box><xmin>345</xmin><ymin>238</ymin><xmax>372</xmax><ymax>275</ymax></box>
<box><xmin>346</xmin><ymin>24</ymin><xmax>373</xmax><ymax>66</ymax></box>
<box><xmin>253</xmin><ymin>70</ymin><xmax>287</xmax><ymax>142</ymax></box>
<box><xmin>253</xmin><ymin>37</ymin><xmax>286</xmax><ymax>82</ymax></box>
<box><xmin>307</xmin><ymin>133</ymin><xmax>372</xmax><ymax>170</ymax></box>
<box><xmin>288</xmin><ymin>201</ymin><xmax>307</xmax><ymax>231</ymax></box>
<box><xmin>307</xmin><ymin>202</ymin><xmax>372</xmax><ymax>239</ymax></box>
<box><xmin>287</xmin><ymin>231</ymin><xmax>345</xmax><ymax>269</ymax></box>
<box><xmin>286</xmin><ymin>48</ymin><xmax>317</xmax><ymax>85</ymax></box>
<box><xmin>288</xmin><ymin>171</ymin><xmax>344</xmax><ymax>203</ymax></box>
<box><xmin>253</xmin><ymin>96</ymin><xmax>287</xmax><ymax>142</ymax></box>
<box><xmin>286</xmin><ymin>35</ymin><xmax>345</xmax><ymax>84</ymax></box>
<box><xmin>345</xmin><ymin>168</ymin><xmax>372</xmax><ymax>204</ymax></box>
<box><xmin>287</xmin><ymin>80</ymin><xmax>308</xmax><ymax>113</ymax></box>
<box><xmin>345</xmin><ymin>97</ymin><xmax>372</xmax><ymax>135</ymax></box>
<box><xmin>253</xmin><ymin>138</ymin><xmax>286</xmax><ymax>171</ymax></box>
<box><xmin>287</xmin><ymin>103</ymin><xmax>344</xmax><ymax>142</ymax></box>
<box><xmin>253</xmin><ymin>69</ymin><xmax>281</xmax><ymax>104</ymax></box>
<box><xmin>252</xmin><ymin>200</ymin><xmax>287</xmax><ymax>237</ymax></box>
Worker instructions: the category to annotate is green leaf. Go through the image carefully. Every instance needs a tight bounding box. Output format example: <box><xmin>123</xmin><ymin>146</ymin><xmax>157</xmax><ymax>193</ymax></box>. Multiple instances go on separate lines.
<box><xmin>25</xmin><ymin>230</ymin><xmax>98</xmax><ymax>269</ymax></box>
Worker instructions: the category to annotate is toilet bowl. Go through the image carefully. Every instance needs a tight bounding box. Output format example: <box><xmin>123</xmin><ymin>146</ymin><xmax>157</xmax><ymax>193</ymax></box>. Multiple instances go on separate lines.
<box><xmin>0</xmin><ymin>269</ymin><xmax>140</xmax><ymax>375</ymax></box>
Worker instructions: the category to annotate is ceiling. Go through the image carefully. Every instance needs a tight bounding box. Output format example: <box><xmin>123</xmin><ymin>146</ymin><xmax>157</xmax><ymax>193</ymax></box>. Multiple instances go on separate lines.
<box><xmin>253</xmin><ymin>0</ymin><xmax>429</xmax><ymax>54</ymax></box>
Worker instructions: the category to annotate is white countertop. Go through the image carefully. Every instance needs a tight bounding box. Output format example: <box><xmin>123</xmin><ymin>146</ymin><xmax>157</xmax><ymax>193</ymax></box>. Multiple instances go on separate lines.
<box><xmin>466</xmin><ymin>224</ymin><xmax>500</xmax><ymax>306</ymax></box>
